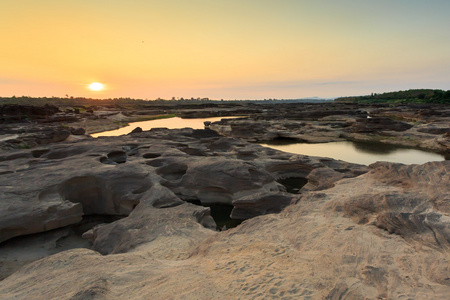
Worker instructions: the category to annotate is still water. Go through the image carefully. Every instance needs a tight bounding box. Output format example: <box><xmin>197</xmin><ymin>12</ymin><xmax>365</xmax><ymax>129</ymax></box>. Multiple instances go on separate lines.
<box><xmin>92</xmin><ymin>117</ymin><xmax>446</xmax><ymax>165</ymax></box>
<box><xmin>91</xmin><ymin>116</ymin><xmax>235</xmax><ymax>137</ymax></box>
<box><xmin>260</xmin><ymin>140</ymin><xmax>446</xmax><ymax>165</ymax></box>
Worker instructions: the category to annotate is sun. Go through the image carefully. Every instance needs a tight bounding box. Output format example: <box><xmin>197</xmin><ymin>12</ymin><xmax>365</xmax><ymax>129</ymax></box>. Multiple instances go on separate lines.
<box><xmin>88</xmin><ymin>82</ymin><xmax>104</xmax><ymax>91</ymax></box>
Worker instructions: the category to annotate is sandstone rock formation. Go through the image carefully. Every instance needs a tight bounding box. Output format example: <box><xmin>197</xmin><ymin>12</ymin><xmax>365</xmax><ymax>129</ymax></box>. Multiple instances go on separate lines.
<box><xmin>0</xmin><ymin>135</ymin><xmax>448</xmax><ymax>298</ymax></box>
<box><xmin>0</xmin><ymin>128</ymin><xmax>366</xmax><ymax>280</ymax></box>
<box><xmin>0</xmin><ymin>104</ymin><xmax>449</xmax><ymax>299</ymax></box>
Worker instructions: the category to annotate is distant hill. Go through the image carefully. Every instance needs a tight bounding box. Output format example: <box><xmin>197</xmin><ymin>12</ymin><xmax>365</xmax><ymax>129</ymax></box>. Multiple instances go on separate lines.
<box><xmin>335</xmin><ymin>89</ymin><xmax>450</xmax><ymax>104</ymax></box>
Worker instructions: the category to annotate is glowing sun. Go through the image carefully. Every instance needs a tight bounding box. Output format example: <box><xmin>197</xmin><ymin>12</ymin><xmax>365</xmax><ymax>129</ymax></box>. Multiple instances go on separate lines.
<box><xmin>88</xmin><ymin>82</ymin><xmax>104</xmax><ymax>91</ymax></box>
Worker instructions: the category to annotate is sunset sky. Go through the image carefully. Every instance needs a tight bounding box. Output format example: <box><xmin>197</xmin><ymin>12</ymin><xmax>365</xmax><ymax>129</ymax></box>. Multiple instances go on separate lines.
<box><xmin>2</xmin><ymin>0</ymin><xmax>450</xmax><ymax>99</ymax></box>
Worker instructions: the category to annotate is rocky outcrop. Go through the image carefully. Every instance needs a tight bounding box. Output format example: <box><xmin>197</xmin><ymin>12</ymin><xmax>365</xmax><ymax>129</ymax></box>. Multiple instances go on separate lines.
<box><xmin>0</xmin><ymin>128</ymin><xmax>362</xmax><ymax>245</ymax></box>
<box><xmin>0</xmin><ymin>152</ymin><xmax>448</xmax><ymax>299</ymax></box>
<box><xmin>347</xmin><ymin>117</ymin><xmax>414</xmax><ymax>133</ymax></box>
<box><xmin>129</xmin><ymin>126</ymin><xmax>143</xmax><ymax>134</ymax></box>
<box><xmin>329</xmin><ymin>161</ymin><xmax>450</xmax><ymax>250</ymax></box>
<box><xmin>0</xmin><ymin>104</ymin><xmax>60</xmax><ymax>123</ymax></box>
<box><xmin>207</xmin><ymin>103</ymin><xmax>450</xmax><ymax>154</ymax></box>
<box><xmin>0</xmin><ymin>103</ymin><xmax>449</xmax><ymax>299</ymax></box>
<box><xmin>69</xmin><ymin>127</ymin><xmax>86</xmax><ymax>135</ymax></box>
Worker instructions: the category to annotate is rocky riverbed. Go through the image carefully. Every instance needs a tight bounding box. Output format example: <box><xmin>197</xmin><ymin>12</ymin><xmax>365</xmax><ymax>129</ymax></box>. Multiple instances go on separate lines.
<box><xmin>208</xmin><ymin>102</ymin><xmax>450</xmax><ymax>155</ymax></box>
<box><xmin>0</xmin><ymin>102</ymin><xmax>449</xmax><ymax>299</ymax></box>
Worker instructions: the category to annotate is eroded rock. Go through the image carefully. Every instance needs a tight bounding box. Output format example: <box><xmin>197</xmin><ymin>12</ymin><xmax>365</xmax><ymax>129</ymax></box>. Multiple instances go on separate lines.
<box><xmin>0</xmin><ymin>126</ymin><xmax>448</xmax><ymax>299</ymax></box>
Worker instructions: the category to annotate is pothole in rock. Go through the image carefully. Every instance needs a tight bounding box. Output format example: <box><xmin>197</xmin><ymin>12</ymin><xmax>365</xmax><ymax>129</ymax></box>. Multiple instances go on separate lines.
<box><xmin>74</xmin><ymin>214</ymin><xmax>126</xmax><ymax>238</ymax></box>
<box><xmin>48</xmin><ymin>214</ymin><xmax>128</xmax><ymax>251</ymax></box>
<box><xmin>122</xmin><ymin>144</ymin><xmax>139</xmax><ymax>156</ymax></box>
<box><xmin>146</xmin><ymin>158</ymin><xmax>165</xmax><ymax>167</ymax></box>
<box><xmin>31</xmin><ymin>149</ymin><xmax>50</xmax><ymax>158</ymax></box>
<box><xmin>185</xmin><ymin>198</ymin><xmax>244</xmax><ymax>231</ymax></box>
<box><xmin>179</xmin><ymin>147</ymin><xmax>205</xmax><ymax>156</ymax></box>
<box><xmin>156</xmin><ymin>163</ymin><xmax>188</xmax><ymax>181</ymax></box>
<box><xmin>277</xmin><ymin>177</ymin><xmax>308</xmax><ymax>194</ymax></box>
<box><xmin>0</xmin><ymin>214</ymin><xmax>125</xmax><ymax>281</ymax></box>
<box><xmin>142</xmin><ymin>152</ymin><xmax>161</xmax><ymax>159</ymax></box>
<box><xmin>2</xmin><ymin>175</ymin><xmax>148</xmax><ymax>280</ymax></box>
<box><xmin>100</xmin><ymin>150</ymin><xmax>127</xmax><ymax>165</ymax></box>
<box><xmin>209</xmin><ymin>204</ymin><xmax>244</xmax><ymax>231</ymax></box>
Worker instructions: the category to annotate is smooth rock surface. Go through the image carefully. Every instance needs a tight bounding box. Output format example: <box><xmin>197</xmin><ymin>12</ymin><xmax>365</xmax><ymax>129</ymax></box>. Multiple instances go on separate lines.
<box><xmin>0</xmin><ymin>155</ymin><xmax>448</xmax><ymax>299</ymax></box>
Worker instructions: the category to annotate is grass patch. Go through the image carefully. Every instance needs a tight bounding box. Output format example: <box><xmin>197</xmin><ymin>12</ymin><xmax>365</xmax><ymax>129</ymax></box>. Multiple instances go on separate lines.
<box><xmin>73</xmin><ymin>106</ymin><xmax>87</xmax><ymax>113</ymax></box>
<box><xmin>114</xmin><ymin>121</ymin><xmax>130</xmax><ymax>127</ymax></box>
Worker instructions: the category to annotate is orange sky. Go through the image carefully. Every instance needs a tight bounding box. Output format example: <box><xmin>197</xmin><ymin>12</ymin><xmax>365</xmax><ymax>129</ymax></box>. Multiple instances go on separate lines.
<box><xmin>1</xmin><ymin>0</ymin><xmax>450</xmax><ymax>99</ymax></box>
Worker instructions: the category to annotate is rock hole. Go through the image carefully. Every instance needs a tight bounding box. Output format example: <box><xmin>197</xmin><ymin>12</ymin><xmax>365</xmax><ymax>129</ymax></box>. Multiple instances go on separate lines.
<box><xmin>185</xmin><ymin>198</ymin><xmax>243</xmax><ymax>231</ymax></box>
<box><xmin>31</xmin><ymin>149</ymin><xmax>50</xmax><ymax>158</ymax></box>
<box><xmin>185</xmin><ymin>198</ymin><xmax>202</xmax><ymax>205</ymax></box>
<box><xmin>142</xmin><ymin>153</ymin><xmax>161</xmax><ymax>159</ymax></box>
<box><xmin>99</xmin><ymin>156</ymin><xmax>113</xmax><ymax>164</ymax></box>
<box><xmin>0</xmin><ymin>214</ymin><xmax>126</xmax><ymax>280</ymax></box>
<box><xmin>107</xmin><ymin>151</ymin><xmax>127</xmax><ymax>164</ymax></box>
<box><xmin>122</xmin><ymin>144</ymin><xmax>139</xmax><ymax>151</ymax></box>
<box><xmin>61</xmin><ymin>175</ymin><xmax>143</xmax><ymax>216</ymax></box>
<box><xmin>100</xmin><ymin>151</ymin><xmax>127</xmax><ymax>164</ymax></box>
<box><xmin>156</xmin><ymin>163</ymin><xmax>188</xmax><ymax>181</ymax></box>
<box><xmin>146</xmin><ymin>158</ymin><xmax>165</xmax><ymax>167</ymax></box>
<box><xmin>73</xmin><ymin>214</ymin><xmax>127</xmax><ymax>240</ymax></box>
<box><xmin>209</xmin><ymin>204</ymin><xmax>244</xmax><ymax>231</ymax></box>
<box><xmin>179</xmin><ymin>147</ymin><xmax>205</xmax><ymax>156</ymax></box>
<box><xmin>277</xmin><ymin>177</ymin><xmax>308</xmax><ymax>194</ymax></box>
<box><xmin>47</xmin><ymin>151</ymin><xmax>70</xmax><ymax>159</ymax></box>
<box><xmin>2</xmin><ymin>175</ymin><xmax>149</xmax><ymax>278</ymax></box>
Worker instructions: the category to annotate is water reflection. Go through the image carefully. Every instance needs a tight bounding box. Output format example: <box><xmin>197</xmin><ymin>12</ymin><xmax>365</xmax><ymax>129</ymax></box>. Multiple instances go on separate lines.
<box><xmin>92</xmin><ymin>116</ymin><xmax>239</xmax><ymax>137</ymax></box>
<box><xmin>351</xmin><ymin>141</ymin><xmax>400</xmax><ymax>155</ymax></box>
<box><xmin>260</xmin><ymin>141</ymin><xmax>446</xmax><ymax>165</ymax></box>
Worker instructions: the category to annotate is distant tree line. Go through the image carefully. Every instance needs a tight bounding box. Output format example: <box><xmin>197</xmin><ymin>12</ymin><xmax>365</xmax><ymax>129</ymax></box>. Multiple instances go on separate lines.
<box><xmin>335</xmin><ymin>89</ymin><xmax>450</xmax><ymax>104</ymax></box>
<box><xmin>0</xmin><ymin>95</ymin><xmax>331</xmax><ymax>108</ymax></box>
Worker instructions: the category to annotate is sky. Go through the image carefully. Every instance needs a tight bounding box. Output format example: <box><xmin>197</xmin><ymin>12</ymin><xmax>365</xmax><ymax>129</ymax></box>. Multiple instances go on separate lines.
<box><xmin>1</xmin><ymin>0</ymin><xmax>450</xmax><ymax>100</ymax></box>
